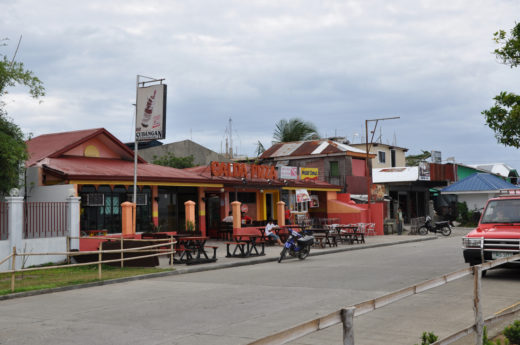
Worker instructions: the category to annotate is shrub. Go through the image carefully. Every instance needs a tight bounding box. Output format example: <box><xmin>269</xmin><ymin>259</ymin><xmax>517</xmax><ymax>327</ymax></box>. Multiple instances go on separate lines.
<box><xmin>504</xmin><ymin>320</ymin><xmax>520</xmax><ymax>344</ymax></box>
<box><xmin>414</xmin><ymin>331</ymin><xmax>438</xmax><ymax>345</ymax></box>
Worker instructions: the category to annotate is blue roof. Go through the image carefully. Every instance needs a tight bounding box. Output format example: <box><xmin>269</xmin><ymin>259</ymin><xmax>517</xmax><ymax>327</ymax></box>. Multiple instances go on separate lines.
<box><xmin>441</xmin><ymin>173</ymin><xmax>519</xmax><ymax>193</ymax></box>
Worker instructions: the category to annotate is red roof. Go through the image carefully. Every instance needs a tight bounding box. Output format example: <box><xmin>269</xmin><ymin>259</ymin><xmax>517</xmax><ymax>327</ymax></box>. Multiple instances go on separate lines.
<box><xmin>41</xmin><ymin>157</ymin><xmax>216</xmax><ymax>183</ymax></box>
<box><xmin>26</xmin><ymin>128</ymin><xmax>145</xmax><ymax>166</ymax></box>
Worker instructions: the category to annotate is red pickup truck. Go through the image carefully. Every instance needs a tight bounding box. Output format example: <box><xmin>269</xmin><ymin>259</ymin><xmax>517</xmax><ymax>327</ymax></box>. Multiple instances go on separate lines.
<box><xmin>462</xmin><ymin>190</ymin><xmax>520</xmax><ymax>271</ymax></box>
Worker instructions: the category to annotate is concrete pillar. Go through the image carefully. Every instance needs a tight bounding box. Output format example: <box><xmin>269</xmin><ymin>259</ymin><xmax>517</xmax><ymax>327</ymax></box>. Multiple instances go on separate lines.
<box><xmin>231</xmin><ymin>201</ymin><xmax>241</xmax><ymax>235</ymax></box>
<box><xmin>121</xmin><ymin>202</ymin><xmax>136</xmax><ymax>236</ymax></box>
<box><xmin>6</xmin><ymin>196</ymin><xmax>24</xmax><ymax>253</ymax></box>
<box><xmin>185</xmin><ymin>200</ymin><xmax>196</xmax><ymax>230</ymax></box>
<box><xmin>277</xmin><ymin>201</ymin><xmax>285</xmax><ymax>227</ymax></box>
<box><xmin>66</xmin><ymin>196</ymin><xmax>81</xmax><ymax>250</ymax></box>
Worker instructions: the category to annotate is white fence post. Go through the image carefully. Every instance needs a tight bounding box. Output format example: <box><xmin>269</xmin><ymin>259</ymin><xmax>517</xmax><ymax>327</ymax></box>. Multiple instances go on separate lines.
<box><xmin>473</xmin><ymin>265</ymin><xmax>483</xmax><ymax>344</ymax></box>
<box><xmin>66</xmin><ymin>196</ymin><xmax>81</xmax><ymax>250</ymax></box>
<box><xmin>6</xmin><ymin>196</ymin><xmax>24</xmax><ymax>268</ymax></box>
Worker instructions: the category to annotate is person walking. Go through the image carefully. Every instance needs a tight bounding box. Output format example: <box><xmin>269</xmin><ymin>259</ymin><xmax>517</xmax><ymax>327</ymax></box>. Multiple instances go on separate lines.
<box><xmin>397</xmin><ymin>207</ymin><xmax>404</xmax><ymax>235</ymax></box>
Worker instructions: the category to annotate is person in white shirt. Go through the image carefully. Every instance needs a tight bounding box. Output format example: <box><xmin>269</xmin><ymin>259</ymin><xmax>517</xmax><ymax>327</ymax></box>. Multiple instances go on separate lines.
<box><xmin>265</xmin><ymin>219</ymin><xmax>283</xmax><ymax>246</ymax></box>
<box><xmin>222</xmin><ymin>211</ymin><xmax>233</xmax><ymax>223</ymax></box>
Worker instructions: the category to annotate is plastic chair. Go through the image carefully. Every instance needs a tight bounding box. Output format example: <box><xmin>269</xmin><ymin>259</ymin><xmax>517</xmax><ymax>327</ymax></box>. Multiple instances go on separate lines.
<box><xmin>365</xmin><ymin>223</ymin><xmax>376</xmax><ymax>236</ymax></box>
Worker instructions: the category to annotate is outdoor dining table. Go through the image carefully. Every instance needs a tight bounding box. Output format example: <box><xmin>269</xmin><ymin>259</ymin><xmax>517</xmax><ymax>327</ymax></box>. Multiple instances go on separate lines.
<box><xmin>226</xmin><ymin>234</ymin><xmax>265</xmax><ymax>258</ymax></box>
<box><xmin>174</xmin><ymin>236</ymin><xmax>213</xmax><ymax>264</ymax></box>
<box><xmin>308</xmin><ymin>228</ymin><xmax>337</xmax><ymax>248</ymax></box>
<box><xmin>335</xmin><ymin>225</ymin><xmax>365</xmax><ymax>244</ymax></box>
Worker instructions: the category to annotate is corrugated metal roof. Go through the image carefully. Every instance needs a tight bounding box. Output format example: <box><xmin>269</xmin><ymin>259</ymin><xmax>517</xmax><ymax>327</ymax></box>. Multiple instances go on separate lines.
<box><xmin>260</xmin><ymin>140</ymin><xmax>367</xmax><ymax>159</ymax></box>
<box><xmin>441</xmin><ymin>173</ymin><xmax>519</xmax><ymax>193</ymax></box>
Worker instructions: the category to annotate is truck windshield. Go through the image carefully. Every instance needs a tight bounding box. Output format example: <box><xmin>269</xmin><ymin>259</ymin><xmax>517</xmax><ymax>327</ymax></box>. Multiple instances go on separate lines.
<box><xmin>481</xmin><ymin>199</ymin><xmax>520</xmax><ymax>224</ymax></box>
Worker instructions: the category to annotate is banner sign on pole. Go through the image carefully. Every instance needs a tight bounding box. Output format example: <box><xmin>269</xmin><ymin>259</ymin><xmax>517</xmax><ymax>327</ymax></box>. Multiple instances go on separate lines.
<box><xmin>136</xmin><ymin>84</ymin><xmax>167</xmax><ymax>141</ymax></box>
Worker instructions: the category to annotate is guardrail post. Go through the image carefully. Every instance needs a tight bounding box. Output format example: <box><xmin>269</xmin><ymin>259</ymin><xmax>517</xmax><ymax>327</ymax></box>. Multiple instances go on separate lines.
<box><xmin>120</xmin><ymin>236</ymin><xmax>124</xmax><ymax>269</ymax></box>
<box><xmin>341</xmin><ymin>307</ymin><xmax>355</xmax><ymax>345</ymax></box>
<box><xmin>170</xmin><ymin>235</ymin><xmax>174</xmax><ymax>267</ymax></box>
<box><xmin>98</xmin><ymin>242</ymin><xmax>103</xmax><ymax>280</ymax></box>
<box><xmin>66</xmin><ymin>236</ymin><xmax>71</xmax><ymax>264</ymax></box>
<box><xmin>10</xmin><ymin>246</ymin><xmax>16</xmax><ymax>292</ymax></box>
<box><xmin>473</xmin><ymin>265</ymin><xmax>483</xmax><ymax>344</ymax></box>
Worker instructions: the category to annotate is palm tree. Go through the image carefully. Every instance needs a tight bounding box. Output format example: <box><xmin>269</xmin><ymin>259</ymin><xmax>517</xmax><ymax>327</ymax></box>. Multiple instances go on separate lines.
<box><xmin>273</xmin><ymin>118</ymin><xmax>320</xmax><ymax>143</ymax></box>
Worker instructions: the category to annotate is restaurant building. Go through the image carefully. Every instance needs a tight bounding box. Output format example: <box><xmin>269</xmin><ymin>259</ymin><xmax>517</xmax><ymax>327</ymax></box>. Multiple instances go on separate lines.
<box><xmin>25</xmin><ymin>128</ymin><xmax>375</xmax><ymax>237</ymax></box>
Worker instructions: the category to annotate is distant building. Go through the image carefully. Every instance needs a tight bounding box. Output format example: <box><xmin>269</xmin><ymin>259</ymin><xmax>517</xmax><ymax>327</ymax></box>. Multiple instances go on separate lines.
<box><xmin>349</xmin><ymin>142</ymin><xmax>408</xmax><ymax>169</ymax></box>
<box><xmin>136</xmin><ymin>139</ymin><xmax>230</xmax><ymax>166</ymax></box>
<box><xmin>258</xmin><ymin>139</ymin><xmax>375</xmax><ymax>195</ymax></box>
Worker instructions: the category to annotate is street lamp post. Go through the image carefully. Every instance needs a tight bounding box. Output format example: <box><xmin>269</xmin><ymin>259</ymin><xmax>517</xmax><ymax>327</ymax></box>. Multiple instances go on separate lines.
<box><xmin>364</xmin><ymin>116</ymin><xmax>400</xmax><ymax>222</ymax></box>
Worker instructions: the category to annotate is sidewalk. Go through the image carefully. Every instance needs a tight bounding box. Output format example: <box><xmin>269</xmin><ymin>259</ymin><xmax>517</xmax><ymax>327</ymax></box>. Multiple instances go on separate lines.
<box><xmin>158</xmin><ymin>230</ymin><xmax>459</xmax><ymax>273</ymax></box>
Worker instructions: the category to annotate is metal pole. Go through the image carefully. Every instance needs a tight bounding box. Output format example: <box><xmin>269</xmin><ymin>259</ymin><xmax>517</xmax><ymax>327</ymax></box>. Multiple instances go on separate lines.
<box><xmin>133</xmin><ymin>75</ymin><xmax>139</xmax><ymax>210</ymax></box>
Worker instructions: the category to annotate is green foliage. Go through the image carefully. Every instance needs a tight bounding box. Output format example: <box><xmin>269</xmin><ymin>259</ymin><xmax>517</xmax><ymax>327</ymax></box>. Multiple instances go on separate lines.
<box><xmin>483</xmin><ymin>23</ymin><xmax>520</xmax><ymax>148</ymax></box>
<box><xmin>256</xmin><ymin>140</ymin><xmax>265</xmax><ymax>156</ymax></box>
<box><xmin>406</xmin><ymin>150</ymin><xmax>431</xmax><ymax>166</ymax></box>
<box><xmin>414</xmin><ymin>331</ymin><xmax>438</xmax><ymax>345</ymax></box>
<box><xmin>503</xmin><ymin>320</ymin><xmax>520</xmax><ymax>344</ymax></box>
<box><xmin>185</xmin><ymin>220</ymin><xmax>195</xmax><ymax>231</ymax></box>
<box><xmin>456</xmin><ymin>202</ymin><xmax>479</xmax><ymax>227</ymax></box>
<box><xmin>482</xmin><ymin>92</ymin><xmax>520</xmax><ymax>148</ymax></box>
<box><xmin>152</xmin><ymin>152</ymin><xmax>195</xmax><ymax>169</ymax></box>
<box><xmin>0</xmin><ymin>39</ymin><xmax>45</xmax><ymax>194</ymax></box>
<box><xmin>493</xmin><ymin>23</ymin><xmax>520</xmax><ymax>68</ymax></box>
<box><xmin>273</xmin><ymin>118</ymin><xmax>320</xmax><ymax>143</ymax></box>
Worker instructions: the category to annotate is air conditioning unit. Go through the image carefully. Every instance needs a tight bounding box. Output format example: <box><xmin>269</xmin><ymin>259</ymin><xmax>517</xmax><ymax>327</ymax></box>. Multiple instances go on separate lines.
<box><xmin>86</xmin><ymin>193</ymin><xmax>104</xmax><ymax>206</ymax></box>
<box><xmin>127</xmin><ymin>193</ymin><xmax>148</xmax><ymax>206</ymax></box>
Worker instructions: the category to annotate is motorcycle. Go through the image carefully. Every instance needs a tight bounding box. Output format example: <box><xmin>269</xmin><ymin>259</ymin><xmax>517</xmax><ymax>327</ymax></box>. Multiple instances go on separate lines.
<box><xmin>278</xmin><ymin>228</ymin><xmax>315</xmax><ymax>263</ymax></box>
<box><xmin>418</xmin><ymin>216</ymin><xmax>452</xmax><ymax>236</ymax></box>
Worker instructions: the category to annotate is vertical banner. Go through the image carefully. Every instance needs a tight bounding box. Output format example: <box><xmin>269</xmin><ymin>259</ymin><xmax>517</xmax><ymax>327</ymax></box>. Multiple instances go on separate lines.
<box><xmin>136</xmin><ymin>84</ymin><xmax>167</xmax><ymax>141</ymax></box>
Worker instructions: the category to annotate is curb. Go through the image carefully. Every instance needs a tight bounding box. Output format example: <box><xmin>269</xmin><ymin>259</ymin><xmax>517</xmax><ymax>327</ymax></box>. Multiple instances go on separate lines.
<box><xmin>0</xmin><ymin>236</ymin><xmax>437</xmax><ymax>301</ymax></box>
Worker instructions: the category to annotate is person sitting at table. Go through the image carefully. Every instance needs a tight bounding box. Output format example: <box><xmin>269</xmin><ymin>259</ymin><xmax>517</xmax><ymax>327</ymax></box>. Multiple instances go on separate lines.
<box><xmin>241</xmin><ymin>211</ymin><xmax>252</xmax><ymax>225</ymax></box>
<box><xmin>265</xmin><ymin>219</ymin><xmax>283</xmax><ymax>246</ymax></box>
<box><xmin>223</xmin><ymin>211</ymin><xmax>233</xmax><ymax>223</ymax></box>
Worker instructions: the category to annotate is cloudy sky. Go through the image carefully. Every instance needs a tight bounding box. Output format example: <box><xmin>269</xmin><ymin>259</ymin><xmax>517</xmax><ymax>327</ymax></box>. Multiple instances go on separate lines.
<box><xmin>2</xmin><ymin>1</ymin><xmax>520</xmax><ymax>169</ymax></box>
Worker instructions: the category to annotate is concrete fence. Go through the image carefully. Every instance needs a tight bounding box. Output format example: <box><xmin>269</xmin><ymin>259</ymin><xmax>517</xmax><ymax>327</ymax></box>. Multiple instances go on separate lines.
<box><xmin>0</xmin><ymin>196</ymin><xmax>80</xmax><ymax>271</ymax></box>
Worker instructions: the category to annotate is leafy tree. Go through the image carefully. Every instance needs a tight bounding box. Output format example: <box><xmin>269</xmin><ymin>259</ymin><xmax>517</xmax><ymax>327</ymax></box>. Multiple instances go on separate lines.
<box><xmin>273</xmin><ymin>118</ymin><xmax>320</xmax><ymax>143</ymax></box>
<box><xmin>255</xmin><ymin>140</ymin><xmax>265</xmax><ymax>156</ymax></box>
<box><xmin>482</xmin><ymin>23</ymin><xmax>520</xmax><ymax>147</ymax></box>
<box><xmin>406</xmin><ymin>150</ymin><xmax>431</xmax><ymax>166</ymax></box>
<box><xmin>152</xmin><ymin>152</ymin><xmax>195</xmax><ymax>169</ymax></box>
<box><xmin>0</xmin><ymin>38</ymin><xmax>45</xmax><ymax>195</ymax></box>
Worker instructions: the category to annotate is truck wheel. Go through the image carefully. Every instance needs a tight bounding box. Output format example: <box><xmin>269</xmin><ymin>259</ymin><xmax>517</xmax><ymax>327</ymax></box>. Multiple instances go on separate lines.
<box><xmin>418</xmin><ymin>226</ymin><xmax>428</xmax><ymax>235</ymax></box>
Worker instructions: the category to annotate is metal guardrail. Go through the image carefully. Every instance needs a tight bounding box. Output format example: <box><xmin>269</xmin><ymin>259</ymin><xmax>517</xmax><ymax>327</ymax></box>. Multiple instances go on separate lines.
<box><xmin>248</xmin><ymin>253</ymin><xmax>520</xmax><ymax>345</ymax></box>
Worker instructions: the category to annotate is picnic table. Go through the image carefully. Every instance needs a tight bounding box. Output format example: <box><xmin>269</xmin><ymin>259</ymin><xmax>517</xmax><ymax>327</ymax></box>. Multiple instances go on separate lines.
<box><xmin>174</xmin><ymin>236</ymin><xmax>218</xmax><ymax>265</ymax></box>
<box><xmin>226</xmin><ymin>234</ymin><xmax>265</xmax><ymax>258</ymax></box>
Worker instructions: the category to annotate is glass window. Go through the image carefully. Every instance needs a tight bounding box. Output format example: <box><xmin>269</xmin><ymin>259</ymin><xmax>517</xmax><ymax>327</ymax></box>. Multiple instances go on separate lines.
<box><xmin>330</xmin><ymin>161</ymin><xmax>339</xmax><ymax>177</ymax></box>
<box><xmin>378</xmin><ymin>151</ymin><xmax>386</xmax><ymax>163</ymax></box>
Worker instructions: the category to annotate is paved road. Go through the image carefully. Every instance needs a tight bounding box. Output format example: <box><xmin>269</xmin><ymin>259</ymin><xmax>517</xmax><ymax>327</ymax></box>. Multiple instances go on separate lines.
<box><xmin>1</xmin><ymin>229</ymin><xmax>519</xmax><ymax>345</ymax></box>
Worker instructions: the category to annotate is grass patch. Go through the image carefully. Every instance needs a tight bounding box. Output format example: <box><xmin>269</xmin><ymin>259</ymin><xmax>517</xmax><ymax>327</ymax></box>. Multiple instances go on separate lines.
<box><xmin>0</xmin><ymin>264</ymin><xmax>174</xmax><ymax>295</ymax></box>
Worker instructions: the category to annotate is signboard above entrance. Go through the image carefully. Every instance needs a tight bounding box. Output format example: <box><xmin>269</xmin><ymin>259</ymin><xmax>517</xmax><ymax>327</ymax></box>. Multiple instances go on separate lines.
<box><xmin>300</xmin><ymin>167</ymin><xmax>318</xmax><ymax>180</ymax></box>
<box><xmin>279</xmin><ymin>166</ymin><xmax>298</xmax><ymax>180</ymax></box>
<box><xmin>210</xmin><ymin>162</ymin><xmax>277</xmax><ymax>180</ymax></box>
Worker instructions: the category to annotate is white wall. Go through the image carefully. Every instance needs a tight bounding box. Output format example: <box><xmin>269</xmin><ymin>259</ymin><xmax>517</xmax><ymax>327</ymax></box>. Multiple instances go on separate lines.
<box><xmin>0</xmin><ymin>238</ymin><xmax>67</xmax><ymax>270</ymax></box>
<box><xmin>458</xmin><ymin>193</ymin><xmax>496</xmax><ymax>211</ymax></box>
<box><xmin>24</xmin><ymin>167</ymin><xmax>75</xmax><ymax>202</ymax></box>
